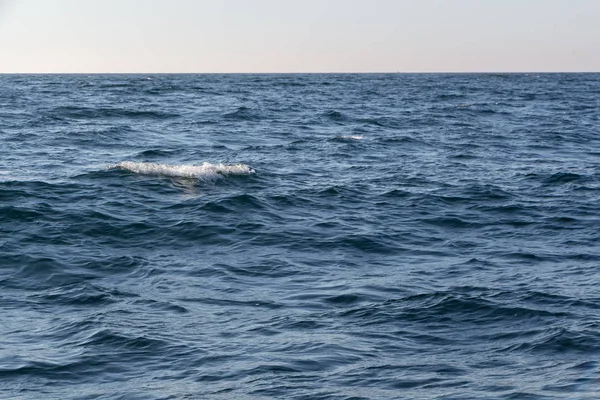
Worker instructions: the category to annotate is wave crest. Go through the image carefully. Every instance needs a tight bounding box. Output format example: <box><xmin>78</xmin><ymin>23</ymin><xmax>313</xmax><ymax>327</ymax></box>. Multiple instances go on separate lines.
<box><xmin>109</xmin><ymin>161</ymin><xmax>255</xmax><ymax>179</ymax></box>
<box><xmin>336</xmin><ymin>135</ymin><xmax>364</xmax><ymax>140</ymax></box>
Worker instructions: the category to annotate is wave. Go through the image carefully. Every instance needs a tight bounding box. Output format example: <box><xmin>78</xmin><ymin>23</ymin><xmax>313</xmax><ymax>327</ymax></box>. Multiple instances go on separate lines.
<box><xmin>335</xmin><ymin>135</ymin><xmax>364</xmax><ymax>141</ymax></box>
<box><xmin>49</xmin><ymin>106</ymin><xmax>179</xmax><ymax>120</ymax></box>
<box><xmin>322</xmin><ymin>110</ymin><xmax>349</xmax><ymax>121</ymax></box>
<box><xmin>109</xmin><ymin>161</ymin><xmax>255</xmax><ymax>180</ymax></box>
<box><xmin>222</xmin><ymin>106</ymin><xmax>261</xmax><ymax>121</ymax></box>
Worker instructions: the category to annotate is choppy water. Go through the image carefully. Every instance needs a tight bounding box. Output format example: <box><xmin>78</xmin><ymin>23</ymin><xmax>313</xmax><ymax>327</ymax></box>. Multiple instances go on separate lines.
<box><xmin>1</xmin><ymin>73</ymin><xmax>600</xmax><ymax>399</ymax></box>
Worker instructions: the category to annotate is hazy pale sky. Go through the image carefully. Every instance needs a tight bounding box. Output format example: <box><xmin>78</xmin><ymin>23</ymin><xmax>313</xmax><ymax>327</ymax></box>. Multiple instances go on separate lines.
<box><xmin>0</xmin><ymin>0</ymin><xmax>599</xmax><ymax>73</ymax></box>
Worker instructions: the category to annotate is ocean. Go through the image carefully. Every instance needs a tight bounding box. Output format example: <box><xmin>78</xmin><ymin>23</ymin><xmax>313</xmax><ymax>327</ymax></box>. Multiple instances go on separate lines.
<box><xmin>1</xmin><ymin>73</ymin><xmax>599</xmax><ymax>399</ymax></box>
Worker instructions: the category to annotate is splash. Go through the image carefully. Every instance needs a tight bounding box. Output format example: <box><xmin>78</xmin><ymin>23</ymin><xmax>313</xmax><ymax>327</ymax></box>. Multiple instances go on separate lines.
<box><xmin>110</xmin><ymin>161</ymin><xmax>255</xmax><ymax>180</ymax></box>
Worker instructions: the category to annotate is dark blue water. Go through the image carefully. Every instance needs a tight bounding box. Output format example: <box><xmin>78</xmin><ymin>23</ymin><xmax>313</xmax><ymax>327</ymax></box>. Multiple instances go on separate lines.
<box><xmin>1</xmin><ymin>73</ymin><xmax>600</xmax><ymax>399</ymax></box>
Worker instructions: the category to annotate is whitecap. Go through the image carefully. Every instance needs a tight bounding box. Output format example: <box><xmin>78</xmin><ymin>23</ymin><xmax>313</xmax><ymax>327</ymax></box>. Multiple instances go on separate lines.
<box><xmin>109</xmin><ymin>161</ymin><xmax>255</xmax><ymax>180</ymax></box>
<box><xmin>337</xmin><ymin>135</ymin><xmax>364</xmax><ymax>140</ymax></box>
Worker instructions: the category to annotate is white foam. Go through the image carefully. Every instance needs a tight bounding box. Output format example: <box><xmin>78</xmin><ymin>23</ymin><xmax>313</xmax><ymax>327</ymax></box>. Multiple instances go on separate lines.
<box><xmin>338</xmin><ymin>135</ymin><xmax>364</xmax><ymax>140</ymax></box>
<box><xmin>0</xmin><ymin>170</ymin><xmax>10</xmax><ymax>181</ymax></box>
<box><xmin>110</xmin><ymin>161</ymin><xmax>255</xmax><ymax>180</ymax></box>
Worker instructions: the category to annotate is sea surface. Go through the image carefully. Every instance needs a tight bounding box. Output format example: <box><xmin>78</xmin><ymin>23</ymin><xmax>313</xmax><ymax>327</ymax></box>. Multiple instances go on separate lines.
<box><xmin>1</xmin><ymin>73</ymin><xmax>599</xmax><ymax>399</ymax></box>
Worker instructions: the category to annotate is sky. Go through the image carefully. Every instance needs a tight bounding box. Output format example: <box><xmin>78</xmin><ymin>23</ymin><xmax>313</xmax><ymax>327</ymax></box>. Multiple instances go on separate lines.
<box><xmin>0</xmin><ymin>0</ymin><xmax>599</xmax><ymax>73</ymax></box>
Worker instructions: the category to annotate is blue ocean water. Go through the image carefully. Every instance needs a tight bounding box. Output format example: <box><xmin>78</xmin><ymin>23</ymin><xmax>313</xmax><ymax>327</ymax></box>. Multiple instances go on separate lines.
<box><xmin>1</xmin><ymin>73</ymin><xmax>599</xmax><ymax>399</ymax></box>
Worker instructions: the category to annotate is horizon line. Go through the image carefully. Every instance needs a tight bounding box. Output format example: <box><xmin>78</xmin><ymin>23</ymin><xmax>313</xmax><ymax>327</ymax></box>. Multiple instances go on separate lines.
<box><xmin>1</xmin><ymin>71</ymin><xmax>599</xmax><ymax>75</ymax></box>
